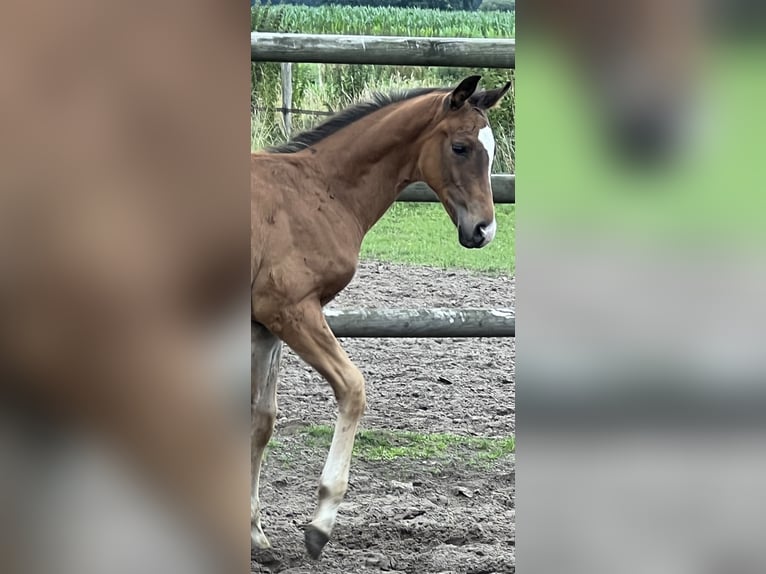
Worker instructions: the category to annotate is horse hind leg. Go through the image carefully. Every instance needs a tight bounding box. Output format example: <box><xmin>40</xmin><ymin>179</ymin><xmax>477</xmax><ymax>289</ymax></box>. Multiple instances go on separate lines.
<box><xmin>270</xmin><ymin>300</ymin><xmax>367</xmax><ymax>559</ymax></box>
<box><xmin>251</xmin><ymin>321</ymin><xmax>282</xmax><ymax>550</ymax></box>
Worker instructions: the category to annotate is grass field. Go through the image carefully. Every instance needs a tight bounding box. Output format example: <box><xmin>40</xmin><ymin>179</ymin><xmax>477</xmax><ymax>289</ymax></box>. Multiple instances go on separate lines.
<box><xmin>268</xmin><ymin>424</ymin><xmax>515</xmax><ymax>466</ymax></box>
<box><xmin>362</xmin><ymin>203</ymin><xmax>515</xmax><ymax>275</ymax></box>
<box><xmin>252</xmin><ymin>3</ymin><xmax>515</xmax><ymax>38</ymax></box>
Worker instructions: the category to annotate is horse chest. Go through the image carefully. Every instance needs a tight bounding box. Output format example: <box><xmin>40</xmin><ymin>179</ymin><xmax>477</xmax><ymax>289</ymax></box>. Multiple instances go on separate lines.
<box><xmin>256</xmin><ymin>209</ymin><xmax>357</xmax><ymax>307</ymax></box>
<box><xmin>288</xmin><ymin>198</ymin><xmax>360</xmax><ymax>277</ymax></box>
<box><xmin>305</xmin><ymin>244</ymin><xmax>357</xmax><ymax>303</ymax></box>
<box><xmin>317</xmin><ymin>262</ymin><xmax>356</xmax><ymax>306</ymax></box>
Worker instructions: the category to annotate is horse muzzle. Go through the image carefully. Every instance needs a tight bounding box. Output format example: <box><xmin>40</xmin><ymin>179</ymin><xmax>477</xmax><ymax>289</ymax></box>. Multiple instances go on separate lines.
<box><xmin>458</xmin><ymin>218</ymin><xmax>496</xmax><ymax>249</ymax></box>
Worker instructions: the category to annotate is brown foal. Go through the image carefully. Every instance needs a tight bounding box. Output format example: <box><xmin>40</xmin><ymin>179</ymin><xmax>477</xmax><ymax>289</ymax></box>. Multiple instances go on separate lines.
<box><xmin>251</xmin><ymin>75</ymin><xmax>511</xmax><ymax>558</ymax></box>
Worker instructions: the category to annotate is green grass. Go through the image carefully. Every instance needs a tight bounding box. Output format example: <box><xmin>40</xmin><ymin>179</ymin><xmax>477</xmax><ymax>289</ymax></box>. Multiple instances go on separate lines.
<box><xmin>361</xmin><ymin>203</ymin><xmax>515</xmax><ymax>275</ymax></box>
<box><xmin>252</xmin><ymin>3</ymin><xmax>515</xmax><ymax>37</ymax></box>
<box><xmin>270</xmin><ymin>425</ymin><xmax>515</xmax><ymax>467</ymax></box>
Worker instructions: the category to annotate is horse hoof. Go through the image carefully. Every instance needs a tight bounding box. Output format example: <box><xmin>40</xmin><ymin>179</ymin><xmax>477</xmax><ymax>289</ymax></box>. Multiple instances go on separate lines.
<box><xmin>304</xmin><ymin>525</ymin><xmax>329</xmax><ymax>559</ymax></box>
<box><xmin>251</xmin><ymin>527</ymin><xmax>272</xmax><ymax>551</ymax></box>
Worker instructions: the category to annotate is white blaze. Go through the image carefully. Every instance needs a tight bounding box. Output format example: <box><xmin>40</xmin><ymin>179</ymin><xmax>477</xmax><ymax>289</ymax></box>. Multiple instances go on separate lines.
<box><xmin>477</xmin><ymin>124</ymin><xmax>497</xmax><ymax>246</ymax></box>
<box><xmin>478</xmin><ymin>125</ymin><xmax>496</xmax><ymax>180</ymax></box>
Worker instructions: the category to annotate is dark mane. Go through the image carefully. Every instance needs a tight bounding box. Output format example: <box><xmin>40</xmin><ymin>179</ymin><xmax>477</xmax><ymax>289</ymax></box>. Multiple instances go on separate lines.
<box><xmin>267</xmin><ymin>87</ymin><xmax>449</xmax><ymax>154</ymax></box>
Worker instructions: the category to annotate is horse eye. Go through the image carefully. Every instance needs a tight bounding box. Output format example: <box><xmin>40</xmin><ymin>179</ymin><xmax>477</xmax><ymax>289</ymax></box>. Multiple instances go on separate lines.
<box><xmin>451</xmin><ymin>143</ymin><xmax>468</xmax><ymax>155</ymax></box>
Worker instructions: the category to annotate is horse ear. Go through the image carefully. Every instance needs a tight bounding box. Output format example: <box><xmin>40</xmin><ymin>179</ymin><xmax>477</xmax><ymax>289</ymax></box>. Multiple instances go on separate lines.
<box><xmin>449</xmin><ymin>75</ymin><xmax>482</xmax><ymax>110</ymax></box>
<box><xmin>471</xmin><ymin>80</ymin><xmax>512</xmax><ymax>110</ymax></box>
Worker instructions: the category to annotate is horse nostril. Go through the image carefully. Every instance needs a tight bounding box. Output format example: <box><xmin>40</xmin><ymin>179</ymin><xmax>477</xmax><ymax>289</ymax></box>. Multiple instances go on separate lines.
<box><xmin>458</xmin><ymin>220</ymin><xmax>493</xmax><ymax>248</ymax></box>
<box><xmin>473</xmin><ymin>222</ymin><xmax>490</xmax><ymax>241</ymax></box>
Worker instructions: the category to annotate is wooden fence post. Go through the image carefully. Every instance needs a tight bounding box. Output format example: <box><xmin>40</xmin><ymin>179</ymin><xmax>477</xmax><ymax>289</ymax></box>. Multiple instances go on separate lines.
<box><xmin>281</xmin><ymin>62</ymin><xmax>292</xmax><ymax>137</ymax></box>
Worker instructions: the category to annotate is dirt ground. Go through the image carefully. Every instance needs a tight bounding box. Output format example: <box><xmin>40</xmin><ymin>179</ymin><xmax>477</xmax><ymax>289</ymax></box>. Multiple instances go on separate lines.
<box><xmin>252</xmin><ymin>261</ymin><xmax>515</xmax><ymax>574</ymax></box>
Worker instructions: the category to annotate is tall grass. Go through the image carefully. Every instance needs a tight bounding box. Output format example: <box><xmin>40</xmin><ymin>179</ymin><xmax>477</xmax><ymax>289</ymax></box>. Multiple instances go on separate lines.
<box><xmin>252</xmin><ymin>3</ymin><xmax>515</xmax><ymax>37</ymax></box>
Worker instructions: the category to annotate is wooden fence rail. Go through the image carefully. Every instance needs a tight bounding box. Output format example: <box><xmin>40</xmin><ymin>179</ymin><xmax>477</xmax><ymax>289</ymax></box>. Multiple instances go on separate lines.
<box><xmin>324</xmin><ymin>308</ymin><xmax>515</xmax><ymax>338</ymax></box>
<box><xmin>400</xmin><ymin>175</ymin><xmax>514</xmax><ymax>204</ymax></box>
<box><xmin>251</xmin><ymin>32</ymin><xmax>515</xmax><ymax>69</ymax></box>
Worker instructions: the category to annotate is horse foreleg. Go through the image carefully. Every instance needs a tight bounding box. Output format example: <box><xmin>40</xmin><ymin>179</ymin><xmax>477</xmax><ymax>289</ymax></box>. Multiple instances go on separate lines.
<box><xmin>270</xmin><ymin>300</ymin><xmax>367</xmax><ymax>560</ymax></box>
<box><xmin>251</xmin><ymin>321</ymin><xmax>281</xmax><ymax>550</ymax></box>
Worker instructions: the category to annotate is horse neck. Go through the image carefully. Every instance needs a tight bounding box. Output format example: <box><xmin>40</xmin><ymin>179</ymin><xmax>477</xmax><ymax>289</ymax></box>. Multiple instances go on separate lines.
<box><xmin>314</xmin><ymin>96</ymin><xmax>442</xmax><ymax>235</ymax></box>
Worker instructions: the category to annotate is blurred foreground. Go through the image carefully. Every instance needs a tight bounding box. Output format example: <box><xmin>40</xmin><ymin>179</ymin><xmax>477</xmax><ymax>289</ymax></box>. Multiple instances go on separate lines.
<box><xmin>518</xmin><ymin>0</ymin><xmax>766</xmax><ymax>573</ymax></box>
<box><xmin>2</xmin><ymin>0</ymin><xmax>766</xmax><ymax>572</ymax></box>
<box><xmin>0</xmin><ymin>2</ymin><xmax>251</xmax><ymax>573</ymax></box>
